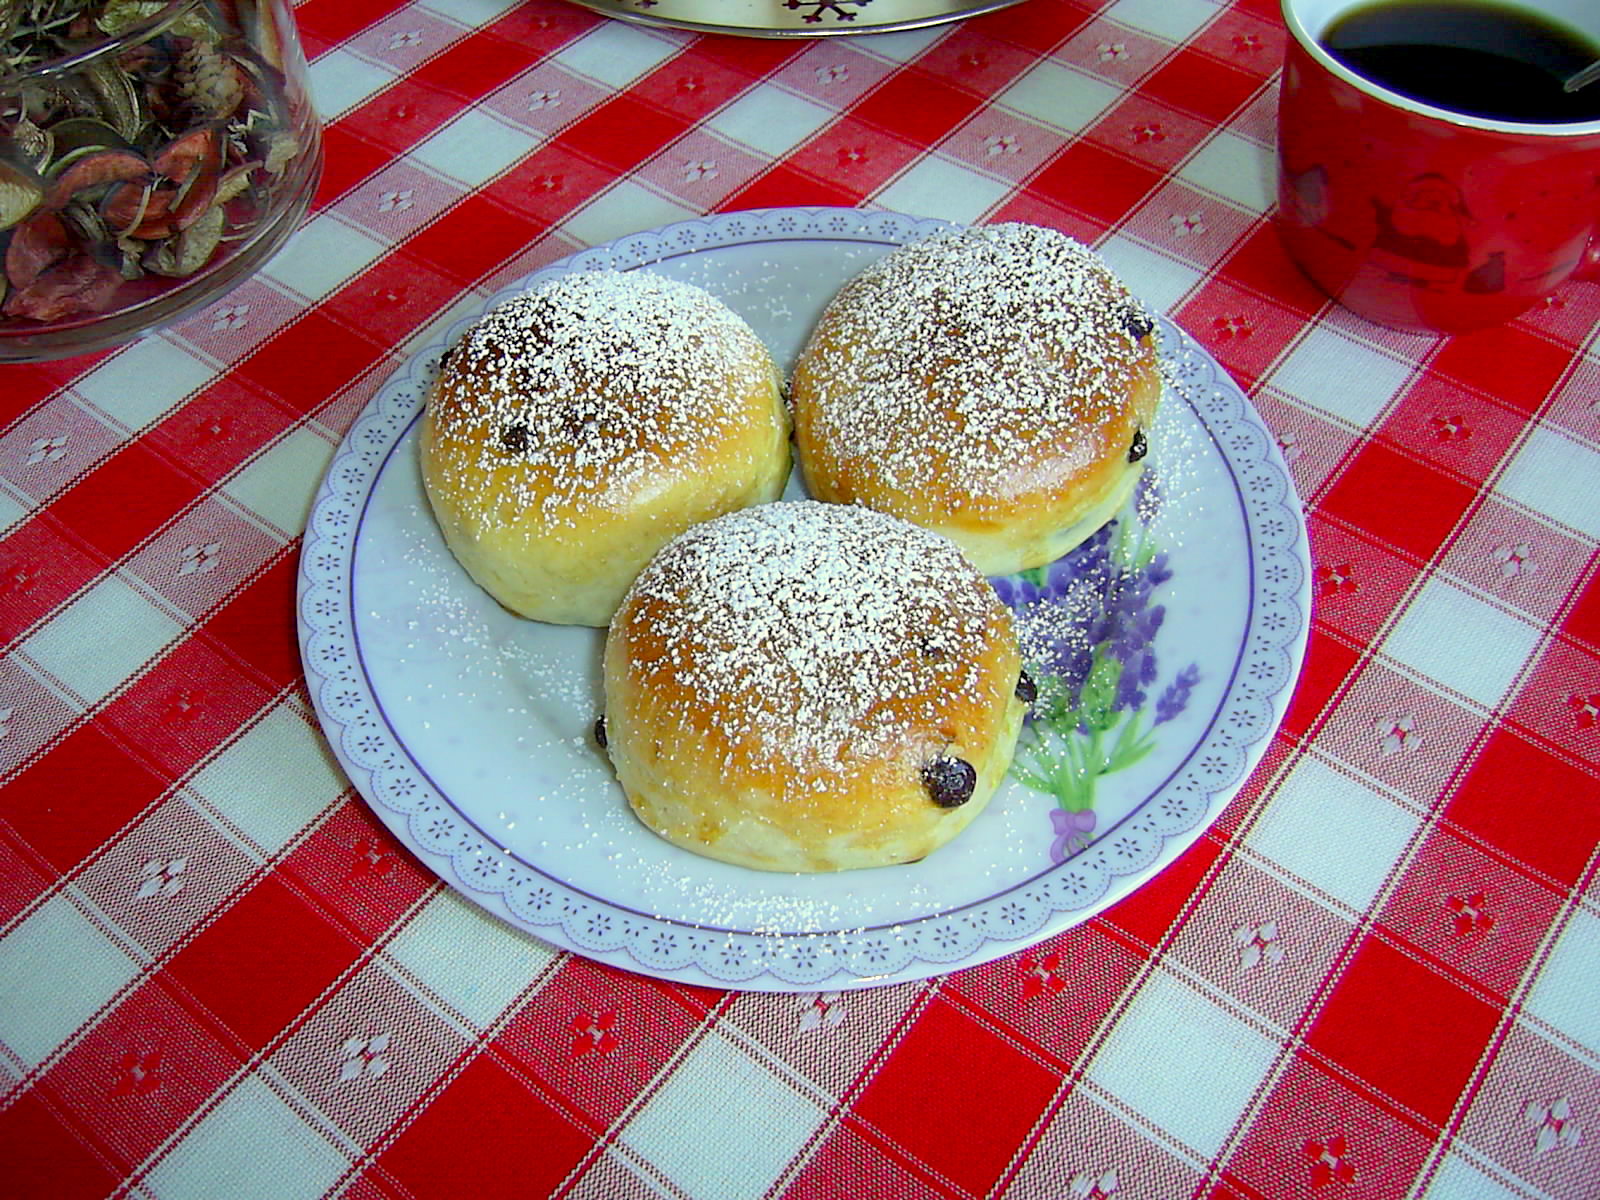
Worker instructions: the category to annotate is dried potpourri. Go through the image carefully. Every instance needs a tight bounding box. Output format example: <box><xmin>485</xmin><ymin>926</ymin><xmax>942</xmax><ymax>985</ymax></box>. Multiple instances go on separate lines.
<box><xmin>0</xmin><ymin>0</ymin><xmax>303</xmax><ymax>323</ymax></box>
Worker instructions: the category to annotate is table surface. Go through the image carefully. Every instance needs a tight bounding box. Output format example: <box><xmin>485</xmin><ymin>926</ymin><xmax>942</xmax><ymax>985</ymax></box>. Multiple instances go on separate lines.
<box><xmin>2</xmin><ymin>1</ymin><xmax>1597</xmax><ymax>1197</ymax></box>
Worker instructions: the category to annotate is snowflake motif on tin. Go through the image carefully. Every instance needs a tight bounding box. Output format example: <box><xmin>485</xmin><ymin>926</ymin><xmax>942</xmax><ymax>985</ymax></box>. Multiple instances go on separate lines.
<box><xmin>1020</xmin><ymin>949</ymin><xmax>1069</xmax><ymax>999</ymax></box>
<box><xmin>994</xmin><ymin>475</ymin><xmax>1200</xmax><ymax>862</ymax></box>
<box><xmin>528</xmin><ymin>89</ymin><xmax>562</xmax><ymax>111</ymax></box>
<box><xmin>784</xmin><ymin>0</ymin><xmax>873</xmax><ymax>23</ymax></box>
<box><xmin>111</xmin><ymin>1050</ymin><xmax>163</xmax><ymax>1097</ymax></box>
<box><xmin>1098</xmin><ymin>42</ymin><xmax>1128</xmax><ymax>62</ymax></box>
<box><xmin>137</xmin><ymin>858</ymin><xmax>187</xmax><ymax>900</ymax></box>
<box><xmin>1304</xmin><ymin>1134</ymin><xmax>1357</xmax><ymax>1187</ymax></box>
<box><xmin>816</xmin><ymin>63</ymin><xmax>849</xmax><ymax>84</ymax></box>
<box><xmin>1493</xmin><ymin>542</ymin><xmax>1536</xmax><ymax>579</ymax></box>
<box><xmin>570</xmin><ymin>1011</ymin><xmax>619</xmax><ymax>1056</ymax></box>
<box><xmin>1375</xmin><ymin>715</ymin><xmax>1419</xmax><ymax>756</ymax></box>
<box><xmin>1446</xmin><ymin>891</ymin><xmax>1494</xmax><ymax>935</ymax></box>
<box><xmin>25</xmin><ymin>434</ymin><xmax>68</xmax><ymax>466</ymax></box>
<box><xmin>1069</xmin><ymin>1168</ymin><xmax>1119</xmax><ymax>1199</ymax></box>
<box><xmin>798</xmin><ymin>992</ymin><xmax>846</xmax><ymax>1032</ymax></box>
<box><xmin>683</xmin><ymin>160</ymin><xmax>719</xmax><ymax>183</ymax></box>
<box><xmin>1526</xmin><ymin>1097</ymin><xmax>1582</xmax><ymax>1153</ymax></box>
<box><xmin>984</xmin><ymin>133</ymin><xmax>1020</xmax><ymax>157</ymax></box>
<box><xmin>178</xmin><ymin>542</ymin><xmax>222</xmax><ymax>576</ymax></box>
<box><xmin>211</xmin><ymin>303</ymin><xmax>250</xmax><ymax>332</ymax></box>
<box><xmin>1234</xmin><ymin>921</ymin><xmax>1285</xmax><ymax>970</ymax></box>
<box><xmin>339</xmin><ymin>1033</ymin><xmax>392</xmax><ymax>1081</ymax></box>
<box><xmin>1170</xmin><ymin>211</ymin><xmax>1205</xmax><ymax>238</ymax></box>
<box><xmin>387</xmin><ymin>29</ymin><xmax>422</xmax><ymax>50</ymax></box>
<box><xmin>378</xmin><ymin>189</ymin><xmax>415</xmax><ymax>213</ymax></box>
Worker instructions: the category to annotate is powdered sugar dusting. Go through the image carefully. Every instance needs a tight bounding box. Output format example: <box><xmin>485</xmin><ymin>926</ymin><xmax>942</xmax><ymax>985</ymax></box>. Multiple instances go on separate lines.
<box><xmin>428</xmin><ymin>269</ymin><xmax>775</xmax><ymax>524</ymax></box>
<box><xmin>796</xmin><ymin>222</ymin><xmax>1156</xmax><ymax>507</ymax></box>
<box><xmin>619</xmin><ymin>502</ymin><xmax>1008</xmax><ymax>779</ymax></box>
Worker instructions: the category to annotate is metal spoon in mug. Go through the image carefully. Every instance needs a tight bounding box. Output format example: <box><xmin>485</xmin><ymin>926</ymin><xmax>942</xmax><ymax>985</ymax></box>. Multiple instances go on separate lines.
<box><xmin>1565</xmin><ymin>60</ymin><xmax>1600</xmax><ymax>93</ymax></box>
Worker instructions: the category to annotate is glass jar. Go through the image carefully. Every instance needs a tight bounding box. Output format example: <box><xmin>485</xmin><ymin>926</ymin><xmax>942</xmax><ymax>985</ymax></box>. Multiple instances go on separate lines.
<box><xmin>0</xmin><ymin>0</ymin><xmax>323</xmax><ymax>361</ymax></box>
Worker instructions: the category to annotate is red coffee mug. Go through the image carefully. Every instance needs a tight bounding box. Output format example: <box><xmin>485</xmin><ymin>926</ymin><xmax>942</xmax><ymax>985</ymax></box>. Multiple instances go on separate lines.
<box><xmin>1275</xmin><ymin>0</ymin><xmax>1600</xmax><ymax>333</ymax></box>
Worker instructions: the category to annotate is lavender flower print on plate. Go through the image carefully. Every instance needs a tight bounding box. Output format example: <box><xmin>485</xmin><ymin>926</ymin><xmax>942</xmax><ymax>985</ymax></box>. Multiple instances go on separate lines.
<box><xmin>993</xmin><ymin>474</ymin><xmax>1202</xmax><ymax>864</ymax></box>
<box><xmin>298</xmin><ymin>207</ymin><xmax>1310</xmax><ymax>991</ymax></box>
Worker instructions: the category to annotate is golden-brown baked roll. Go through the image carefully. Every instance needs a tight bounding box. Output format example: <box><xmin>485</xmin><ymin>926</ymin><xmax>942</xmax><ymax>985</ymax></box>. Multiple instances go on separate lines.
<box><xmin>419</xmin><ymin>269</ymin><xmax>790</xmax><ymax>626</ymax></box>
<box><xmin>790</xmin><ymin>222</ymin><xmax>1162</xmax><ymax>577</ymax></box>
<box><xmin>601</xmin><ymin>500</ymin><xmax>1028</xmax><ymax>873</ymax></box>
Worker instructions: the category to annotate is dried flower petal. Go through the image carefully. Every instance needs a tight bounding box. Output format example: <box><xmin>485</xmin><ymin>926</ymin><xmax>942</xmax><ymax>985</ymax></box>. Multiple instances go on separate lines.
<box><xmin>45</xmin><ymin>149</ymin><xmax>151</xmax><ymax>210</ymax></box>
<box><xmin>2</xmin><ymin>253</ymin><xmax>123</xmax><ymax>320</ymax></box>
<box><xmin>4</xmin><ymin>211</ymin><xmax>72</xmax><ymax>287</ymax></box>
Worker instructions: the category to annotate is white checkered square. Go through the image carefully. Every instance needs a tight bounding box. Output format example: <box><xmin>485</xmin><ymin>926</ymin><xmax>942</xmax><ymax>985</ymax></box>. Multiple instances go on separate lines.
<box><xmin>1381</xmin><ymin>578</ymin><xmax>1540</xmax><ymax>710</ymax></box>
<box><xmin>1085</xmin><ymin>969</ymin><xmax>1278</xmax><ymax>1158</ymax></box>
<box><xmin>409</xmin><ymin>108</ymin><xmax>541</xmax><ymax>187</ymax></box>
<box><xmin>74</xmin><ymin>334</ymin><xmax>218</xmax><ymax>431</ymax></box>
<box><xmin>997</xmin><ymin>61</ymin><xmax>1121</xmax><ymax>133</ymax></box>
<box><xmin>1177</xmin><ymin>129</ymin><xmax>1275</xmax><ymax>214</ymax></box>
<box><xmin>706</xmin><ymin>85</ymin><xmax>837</xmax><ymax>158</ymax></box>
<box><xmin>551</xmin><ymin>19</ymin><xmax>682</xmax><ymax>89</ymax></box>
<box><xmin>1247</xmin><ymin>757</ymin><xmax>1419</xmax><ymax>912</ymax></box>
<box><xmin>221</xmin><ymin>426</ymin><xmax>338</xmax><ymax>538</ymax></box>
<box><xmin>1496</xmin><ymin>425</ymin><xmax>1600</xmax><ymax>541</ymax></box>
<box><xmin>415</xmin><ymin>0</ymin><xmax>523</xmax><ymax>24</ymax></box>
<box><xmin>875</xmin><ymin>157</ymin><xmax>1011</xmax><ymax>225</ymax></box>
<box><xmin>261</xmin><ymin>214</ymin><xmax>389</xmax><ymax>303</ymax></box>
<box><xmin>144</xmin><ymin>1075</ymin><xmax>350</xmax><ymax>1200</ymax></box>
<box><xmin>1523</xmin><ymin>907</ymin><xmax>1600</xmax><ymax>1055</ymax></box>
<box><xmin>558</xmin><ymin>180</ymin><xmax>699</xmax><ymax>250</ymax></box>
<box><xmin>1102</xmin><ymin>0</ymin><xmax>1221</xmax><ymax>42</ymax></box>
<box><xmin>1422</xmin><ymin>1152</ymin><xmax>1525</xmax><ymax>1199</ymax></box>
<box><xmin>0</xmin><ymin>895</ymin><xmax>140</xmax><ymax>1069</ymax></box>
<box><xmin>19</xmin><ymin>572</ymin><xmax>181</xmax><ymax>705</ymax></box>
<box><xmin>619</xmin><ymin>1032</ymin><xmax>826</xmax><ymax>1200</ymax></box>
<box><xmin>387</xmin><ymin>890</ymin><xmax>557</xmax><ymax>1029</ymax></box>
<box><xmin>1268</xmin><ymin>326</ymin><xmax>1413</xmax><ymax>429</ymax></box>
<box><xmin>306</xmin><ymin>47</ymin><xmax>398</xmax><ymax>119</ymax></box>
<box><xmin>190</xmin><ymin>705</ymin><xmax>347</xmax><ymax>856</ymax></box>
<box><xmin>1095</xmin><ymin>234</ymin><xmax>1203</xmax><ymax>316</ymax></box>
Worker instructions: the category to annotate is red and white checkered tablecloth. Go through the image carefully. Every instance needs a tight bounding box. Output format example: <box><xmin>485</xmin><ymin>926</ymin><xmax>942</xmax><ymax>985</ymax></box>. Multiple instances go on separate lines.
<box><xmin>2</xmin><ymin>0</ymin><xmax>1597</xmax><ymax>1196</ymax></box>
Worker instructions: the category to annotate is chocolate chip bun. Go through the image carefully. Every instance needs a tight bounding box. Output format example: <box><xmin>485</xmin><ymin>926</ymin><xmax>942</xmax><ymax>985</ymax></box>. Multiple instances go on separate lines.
<box><xmin>601</xmin><ymin>501</ymin><xmax>1028</xmax><ymax>873</ymax></box>
<box><xmin>419</xmin><ymin>270</ymin><xmax>790</xmax><ymax>626</ymax></box>
<box><xmin>790</xmin><ymin>222</ymin><xmax>1162</xmax><ymax>577</ymax></box>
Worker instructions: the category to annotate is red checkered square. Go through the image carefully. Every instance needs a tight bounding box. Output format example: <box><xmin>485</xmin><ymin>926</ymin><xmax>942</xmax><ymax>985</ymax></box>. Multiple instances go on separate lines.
<box><xmin>484</xmin><ymin>144</ymin><xmax>623</xmax><ymax>226</ymax></box>
<box><xmin>693</xmin><ymin>33</ymin><xmax>805</xmax><ymax>79</ymax></box>
<box><xmin>0</xmin><ymin>639</ymin><xmax>80</xmax><ymax>759</ymax></box>
<box><xmin>36</xmin><ymin>976</ymin><xmax>246</xmax><ymax>1170</ymax></box>
<box><xmin>0</xmin><ymin>358</ymin><xmax>103</xmax><ymax>426</ymax></box>
<box><xmin>338</xmin><ymin>84</ymin><xmax>465</xmax><ymax>164</ymax></box>
<box><xmin>1220</xmin><ymin>1054</ymin><xmax>1434</xmax><ymax>1200</ymax></box>
<box><xmin>1502</xmin><ymin>637</ymin><xmax>1600</xmax><ymax>764</ymax></box>
<box><xmin>1519</xmin><ymin>284</ymin><xmax>1600</xmax><ymax>346</ymax></box>
<box><xmin>198</xmin><ymin>549</ymin><xmax>302</xmax><ymax>692</ymax></box>
<box><xmin>0</xmin><ymin>396</ymin><xmax>124</xmax><ymax>509</ymax></box>
<box><xmin>237</xmin><ymin>310</ymin><xmax>390</xmax><ymax>415</ymax></box>
<box><xmin>1028</xmin><ymin>142</ymin><xmax>1163</xmax><ymax>227</ymax></box>
<box><xmin>1249</xmin><ymin>387</ymin><xmax>1363</xmax><ymax>504</ymax></box>
<box><xmin>143</xmin><ymin>379</ymin><xmax>297</xmax><ymax>491</ymax></box>
<box><xmin>314</xmin><ymin>125</ymin><xmax>401</xmax><ymax>212</ymax></box>
<box><xmin>488</xmin><ymin>0</ymin><xmax>602</xmax><ymax>56</ymax></box>
<box><xmin>275</xmin><ymin>801</ymin><xmax>432</xmax><ymax>946</ymax></box>
<box><xmin>410</xmin><ymin>31</ymin><xmax>537</xmax><ymax>102</ymax></box>
<box><xmin>1562</xmin><ymin>561</ymin><xmax>1600</xmax><ymax>653</ymax></box>
<box><xmin>1056</xmin><ymin>18</ymin><xmax>1171</xmax><ymax>89</ymax></box>
<box><xmin>988</xmin><ymin>192</ymin><xmax>1109</xmax><ymax>247</ymax></box>
<box><xmin>165</xmin><ymin>279</ymin><xmax>305</xmax><ymax>363</ymax></box>
<box><xmin>1186</xmin><ymin>9</ymin><xmax>1286</xmax><ymax>79</ymax></box>
<box><xmin>635</xmin><ymin>131</ymin><xmax>765</xmax><ymax>209</ymax></box>
<box><xmin>164</xmin><ymin>874</ymin><xmax>361</xmax><ymax>1054</ymax></box>
<box><xmin>1446</xmin><ymin>725</ymin><xmax>1600</xmax><ymax>889</ymax></box>
<box><xmin>1</xmin><ymin>722</ymin><xmax>165</xmax><ymax>873</ymax></box>
<box><xmin>850</xmin><ymin>67</ymin><xmax>986</xmax><ymax>147</ymax></box>
<box><xmin>1101</xmin><ymin>829</ymin><xmax>1226</xmax><ymax>951</ymax></box>
<box><xmin>785</xmin><ymin>121</ymin><xmax>922</xmax><ymax>198</ymax></box>
<box><xmin>852</xmin><ymin>995</ymin><xmax>1062</xmax><ymax>1196</ymax></box>
<box><xmin>0</xmin><ymin>1089</ymin><xmax>122</xmax><ymax>1200</ymax></box>
<box><xmin>377</xmin><ymin>1052</ymin><xmax>595</xmax><ymax>1200</ymax></box>
<box><xmin>1544</xmin><ymin>354</ymin><xmax>1600</xmax><ymax>443</ymax></box>
<box><xmin>1126</xmin><ymin>183</ymin><xmax>1256</xmax><ymax>273</ymax></box>
<box><xmin>555</xmin><ymin>94</ymin><xmax>693</xmax><ymax>174</ymax></box>
<box><xmin>1378</xmin><ymin>375</ymin><xmax>1528</xmax><ymax>483</ymax></box>
<box><xmin>0</xmin><ymin>519</ymin><xmax>108</xmax><ymax>645</ymax></box>
<box><xmin>0</xmin><ymin>830</ymin><xmax>55</xmax><ymax>928</ymax></box>
<box><xmin>1300</xmin><ymin>515</ymin><xmax>1418</xmax><ymax>646</ymax></box>
<box><xmin>783</xmin><ymin>1123</ymin><xmax>954</xmax><ymax>1200</ymax></box>
<box><xmin>1317</xmin><ymin>442</ymin><xmax>1479</xmax><ymax>565</ymax></box>
<box><xmin>295</xmin><ymin>0</ymin><xmax>398</xmax><ymax>51</ymax></box>
<box><xmin>1436</xmin><ymin>497</ymin><xmax>1592</xmax><ymax>634</ymax></box>
<box><xmin>1165</xmin><ymin>856</ymin><xmax>1357</xmax><ymax>1031</ymax></box>
<box><xmin>1001</xmin><ymin>1085</ymin><xmax>1205</xmax><ymax>1200</ymax></box>
<box><xmin>49</xmin><ymin>441</ymin><xmax>202</xmax><ymax>565</ymax></box>
<box><xmin>915</xmin><ymin>26</ymin><xmax>1042</xmax><ymax>98</ymax></box>
<box><xmin>1215</xmin><ymin>225</ymin><xmax>1330</xmax><ymax>317</ymax></box>
<box><xmin>722</xmin><ymin>164</ymin><xmax>866</xmax><ymax>212</ymax></box>
<box><xmin>940</xmin><ymin>113</ymin><xmax>1065</xmax><ymax>185</ymax></box>
<box><xmin>1177</xmin><ymin>279</ymin><xmax>1313</xmax><ymax>392</ymax></box>
<box><xmin>626</xmin><ymin>48</ymin><xmax>764</xmax><ymax>122</ymax></box>
<box><xmin>1455</xmin><ymin>1021</ymin><xmax>1600</xmax><ymax>1196</ymax></box>
<box><xmin>122</xmin><ymin>502</ymin><xmax>281</xmax><ymax>626</ymax></box>
<box><xmin>480</xmin><ymin>62</ymin><xmax>610</xmax><ymax>138</ymax></box>
<box><xmin>1427</xmin><ymin>323</ymin><xmax>1574</xmax><ymax>414</ymax></box>
<box><xmin>1312</xmin><ymin>660</ymin><xmax>1487</xmax><ymax>808</ymax></box>
<box><xmin>332</xmin><ymin>161</ymin><xmax>464</xmax><ymax>248</ymax></box>
<box><xmin>1376</xmin><ymin>827</ymin><xmax>1563</xmax><ymax>1002</ymax></box>
<box><xmin>1138</xmin><ymin>48</ymin><xmax>1265</xmax><ymax>125</ymax></box>
<box><xmin>944</xmin><ymin>922</ymin><xmax>1144</xmax><ymax>1071</ymax></box>
<box><xmin>1305</xmin><ymin>935</ymin><xmax>1502</xmax><ymax>1127</ymax></box>
<box><xmin>1280</xmin><ymin>624</ymin><xmax>1362</xmax><ymax>744</ymax></box>
<box><xmin>401</xmin><ymin>195</ymin><xmax>550</xmax><ymax>289</ymax></box>
<box><xmin>978</xmin><ymin>0</ymin><xmax>1095</xmax><ymax>55</ymax></box>
<box><xmin>320</xmin><ymin>252</ymin><xmax>469</xmax><ymax>355</ymax></box>
<box><xmin>493</xmin><ymin>956</ymin><xmax>705</xmax><ymax>1130</ymax></box>
<box><xmin>1085</xmin><ymin>97</ymin><xmax>1213</xmax><ymax>174</ymax></box>
<box><xmin>770</xmin><ymin>43</ymin><xmax>893</xmax><ymax>108</ymax></box>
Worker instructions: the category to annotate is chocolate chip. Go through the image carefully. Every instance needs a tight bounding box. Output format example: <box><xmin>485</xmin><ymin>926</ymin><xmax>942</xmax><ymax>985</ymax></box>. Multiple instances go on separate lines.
<box><xmin>1015</xmin><ymin>670</ymin><xmax>1037</xmax><ymax>704</ymax></box>
<box><xmin>593</xmin><ymin>715</ymin><xmax>607</xmax><ymax>749</ymax></box>
<box><xmin>922</xmin><ymin>756</ymin><xmax>977</xmax><ymax>808</ymax></box>
<box><xmin>1128</xmin><ymin>428</ymin><xmax>1148</xmax><ymax>463</ymax></box>
<box><xmin>439</xmin><ymin>346</ymin><xmax>454</xmax><ymax>370</ymax></box>
<box><xmin>1122</xmin><ymin>305</ymin><xmax>1155</xmax><ymax>340</ymax></box>
<box><xmin>916</xmin><ymin>635</ymin><xmax>946</xmax><ymax>661</ymax></box>
<box><xmin>501</xmin><ymin>423</ymin><xmax>529</xmax><ymax>453</ymax></box>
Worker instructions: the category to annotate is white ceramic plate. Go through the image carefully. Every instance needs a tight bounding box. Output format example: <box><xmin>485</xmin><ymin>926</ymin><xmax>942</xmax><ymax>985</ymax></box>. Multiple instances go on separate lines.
<box><xmin>298</xmin><ymin>207</ymin><xmax>1310</xmax><ymax>992</ymax></box>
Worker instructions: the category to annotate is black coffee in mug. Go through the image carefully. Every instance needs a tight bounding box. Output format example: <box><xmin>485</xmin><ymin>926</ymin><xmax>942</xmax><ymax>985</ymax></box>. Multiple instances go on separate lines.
<box><xmin>1320</xmin><ymin>0</ymin><xmax>1600</xmax><ymax>123</ymax></box>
